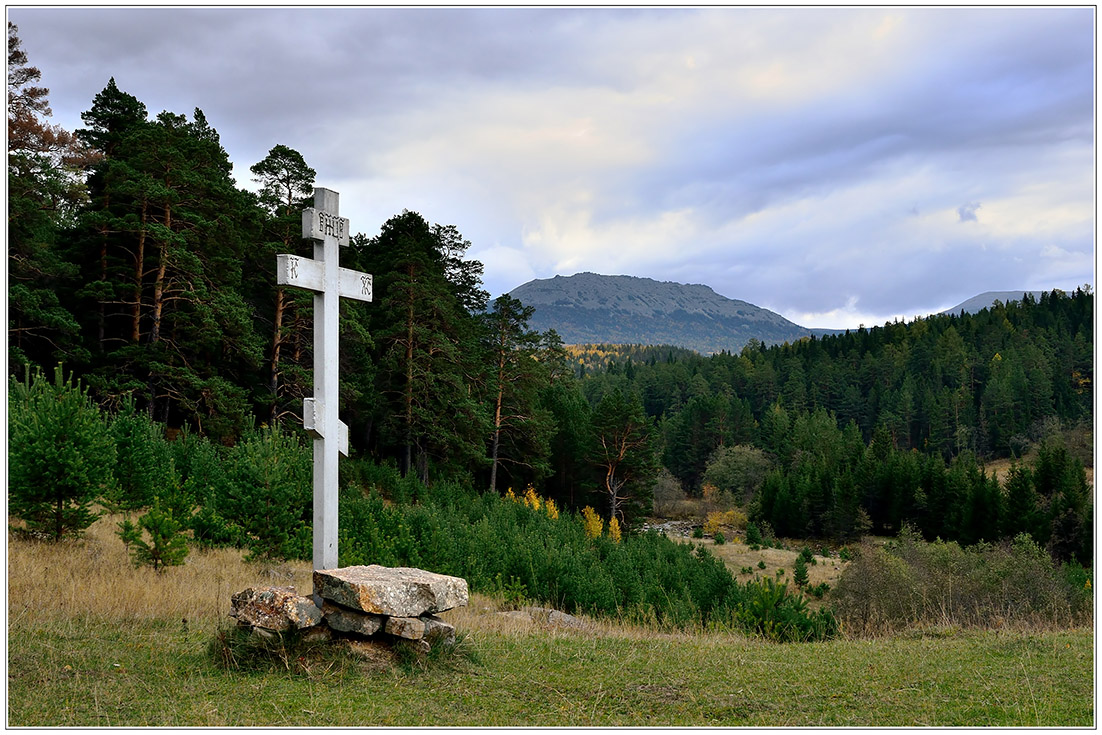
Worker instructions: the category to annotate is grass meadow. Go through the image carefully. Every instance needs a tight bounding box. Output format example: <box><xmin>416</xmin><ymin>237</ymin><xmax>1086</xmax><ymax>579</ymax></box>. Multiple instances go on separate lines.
<box><xmin>7</xmin><ymin>514</ymin><xmax>1095</xmax><ymax>727</ymax></box>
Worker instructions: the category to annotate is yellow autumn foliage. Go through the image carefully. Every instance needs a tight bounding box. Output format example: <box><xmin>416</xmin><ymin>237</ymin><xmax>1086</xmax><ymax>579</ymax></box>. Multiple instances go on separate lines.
<box><xmin>608</xmin><ymin>516</ymin><xmax>622</xmax><ymax>543</ymax></box>
<box><xmin>704</xmin><ymin>509</ymin><xmax>747</xmax><ymax>535</ymax></box>
<box><xmin>523</xmin><ymin>485</ymin><xmax>541</xmax><ymax>511</ymax></box>
<box><xmin>581</xmin><ymin>506</ymin><xmax>604</xmax><ymax>539</ymax></box>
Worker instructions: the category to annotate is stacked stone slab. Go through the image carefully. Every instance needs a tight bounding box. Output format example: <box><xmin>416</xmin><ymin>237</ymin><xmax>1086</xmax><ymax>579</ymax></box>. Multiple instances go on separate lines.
<box><xmin>230</xmin><ymin>565</ymin><xmax>468</xmax><ymax>650</ymax></box>
<box><xmin>315</xmin><ymin>565</ymin><xmax>466</xmax><ymax>646</ymax></box>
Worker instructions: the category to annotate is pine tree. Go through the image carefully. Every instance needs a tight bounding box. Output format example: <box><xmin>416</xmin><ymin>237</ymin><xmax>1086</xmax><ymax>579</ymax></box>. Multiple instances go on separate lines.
<box><xmin>121</xmin><ymin>507</ymin><xmax>189</xmax><ymax>571</ymax></box>
<box><xmin>7</xmin><ymin>22</ymin><xmax>94</xmax><ymax>374</ymax></box>
<box><xmin>8</xmin><ymin>366</ymin><xmax>116</xmax><ymax>539</ymax></box>
<box><xmin>365</xmin><ymin>210</ymin><xmax>489</xmax><ymax>482</ymax></box>
<box><xmin>104</xmin><ymin>397</ymin><xmax>175</xmax><ymax>511</ymax></box>
<box><xmin>590</xmin><ymin>388</ymin><xmax>659</xmax><ymax>526</ymax></box>
<box><xmin>247</xmin><ymin>144</ymin><xmax>316</xmax><ymax>425</ymax></box>
<box><xmin>793</xmin><ymin>555</ymin><xmax>809</xmax><ymax>588</ymax></box>
<box><xmin>483</xmin><ymin>294</ymin><xmax>554</xmax><ymax>493</ymax></box>
<box><xmin>72</xmin><ymin>88</ymin><xmax>264</xmax><ymax>438</ymax></box>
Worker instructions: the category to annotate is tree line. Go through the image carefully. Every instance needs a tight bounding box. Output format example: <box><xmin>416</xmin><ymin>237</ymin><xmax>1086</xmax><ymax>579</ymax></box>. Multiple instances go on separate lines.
<box><xmin>576</xmin><ymin>289</ymin><xmax>1092</xmax><ymax>563</ymax></box>
<box><xmin>8</xmin><ymin>24</ymin><xmax>1092</xmax><ymax>564</ymax></box>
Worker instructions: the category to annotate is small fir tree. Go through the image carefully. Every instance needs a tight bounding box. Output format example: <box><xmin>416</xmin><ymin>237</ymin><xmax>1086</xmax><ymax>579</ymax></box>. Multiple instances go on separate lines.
<box><xmin>793</xmin><ymin>555</ymin><xmax>810</xmax><ymax>588</ymax></box>
<box><xmin>745</xmin><ymin>522</ymin><xmax>763</xmax><ymax>546</ymax></box>
<box><xmin>121</xmin><ymin>507</ymin><xmax>189</xmax><ymax>571</ymax></box>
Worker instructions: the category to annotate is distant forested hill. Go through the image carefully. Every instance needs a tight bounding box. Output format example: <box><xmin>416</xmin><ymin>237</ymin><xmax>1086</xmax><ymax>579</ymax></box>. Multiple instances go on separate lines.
<box><xmin>510</xmin><ymin>273</ymin><xmax>817</xmax><ymax>353</ymax></box>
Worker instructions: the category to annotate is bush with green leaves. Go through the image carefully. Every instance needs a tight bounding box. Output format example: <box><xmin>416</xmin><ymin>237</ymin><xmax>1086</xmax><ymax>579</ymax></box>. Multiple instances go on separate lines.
<box><xmin>8</xmin><ymin>366</ymin><xmax>116</xmax><ymax>540</ymax></box>
<box><xmin>703</xmin><ymin>444</ymin><xmax>771</xmax><ymax>505</ymax></box>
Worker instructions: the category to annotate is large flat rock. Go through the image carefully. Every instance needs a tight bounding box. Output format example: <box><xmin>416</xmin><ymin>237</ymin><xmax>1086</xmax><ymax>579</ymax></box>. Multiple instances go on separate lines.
<box><xmin>314</xmin><ymin>565</ymin><xmax>469</xmax><ymax>618</ymax></box>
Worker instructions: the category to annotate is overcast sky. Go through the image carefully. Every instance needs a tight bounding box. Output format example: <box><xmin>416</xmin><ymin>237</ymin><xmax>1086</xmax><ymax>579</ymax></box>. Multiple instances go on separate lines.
<box><xmin>9</xmin><ymin>6</ymin><xmax>1095</xmax><ymax>328</ymax></box>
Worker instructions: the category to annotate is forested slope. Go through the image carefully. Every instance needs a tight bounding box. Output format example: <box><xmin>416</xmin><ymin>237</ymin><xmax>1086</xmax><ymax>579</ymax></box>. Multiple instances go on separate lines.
<box><xmin>8</xmin><ymin>25</ymin><xmax>1093</xmax><ymax>568</ymax></box>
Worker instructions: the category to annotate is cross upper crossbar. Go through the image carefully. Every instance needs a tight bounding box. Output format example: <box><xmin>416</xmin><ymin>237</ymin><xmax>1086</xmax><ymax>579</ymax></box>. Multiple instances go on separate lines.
<box><xmin>276</xmin><ymin>254</ymin><xmax>372</xmax><ymax>302</ymax></box>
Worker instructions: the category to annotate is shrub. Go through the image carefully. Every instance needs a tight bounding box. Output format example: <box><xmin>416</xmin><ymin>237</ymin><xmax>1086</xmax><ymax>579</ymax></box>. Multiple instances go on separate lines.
<box><xmin>731</xmin><ymin>577</ymin><xmax>838</xmax><ymax>642</ymax></box>
<box><xmin>714</xmin><ymin>531</ymin><xmax>726</xmax><ymax>545</ymax></box>
<box><xmin>8</xmin><ymin>366</ymin><xmax>116</xmax><ymax>540</ymax></box>
<box><xmin>704</xmin><ymin>509</ymin><xmax>746</xmax><ymax>536</ymax></box>
<box><xmin>692</xmin><ymin>526</ymin><xmax>704</xmax><ymax>539</ymax></box>
<box><xmin>757</xmin><ymin>560</ymin><xmax>766</xmax><ymax>570</ymax></box>
<box><xmin>831</xmin><ymin>528</ymin><xmax>1093</xmax><ymax>636</ymax></box>
<box><xmin>652</xmin><ymin>468</ymin><xmax>690</xmax><ymax>518</ymax></box>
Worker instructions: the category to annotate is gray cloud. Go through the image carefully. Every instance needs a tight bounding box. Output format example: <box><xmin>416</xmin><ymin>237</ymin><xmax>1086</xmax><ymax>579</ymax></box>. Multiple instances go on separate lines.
<box><xmin>8</xmin><ymin>7</ymin><xmax>1093</xmax><ymax>328</ymax></box>
<box><xmin>957</xmin><ymin>203</ymin><xmax>981</xmax><ymax>223</ymax></box>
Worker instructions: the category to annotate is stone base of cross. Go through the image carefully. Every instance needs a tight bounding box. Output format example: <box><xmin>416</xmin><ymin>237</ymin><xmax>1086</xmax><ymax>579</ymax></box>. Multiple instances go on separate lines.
<box><xmin>275</xmin><ymin>188</ymin><xmax>371</xmax><ymax>573</ymax></box>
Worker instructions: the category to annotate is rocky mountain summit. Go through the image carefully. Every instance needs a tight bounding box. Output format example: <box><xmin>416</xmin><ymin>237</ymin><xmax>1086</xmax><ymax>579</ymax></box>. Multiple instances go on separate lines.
<box><xmin>509</xmin><ymin>273</ymin><xmax>817</xmax><ymax>354</ymax></box>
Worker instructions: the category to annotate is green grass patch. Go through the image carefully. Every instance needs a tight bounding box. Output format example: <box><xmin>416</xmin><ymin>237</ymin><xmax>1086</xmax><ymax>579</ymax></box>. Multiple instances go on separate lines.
<box><xmin>8</xmin><ymin>614</ymin><xmax>1092</xmax><ymax>727</ymax></box>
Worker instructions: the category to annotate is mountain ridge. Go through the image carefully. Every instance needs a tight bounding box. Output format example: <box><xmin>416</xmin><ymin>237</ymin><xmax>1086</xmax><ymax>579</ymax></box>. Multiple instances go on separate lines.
<box><xmin>509</xmin><ymin>273</ymin><xmax>816</xmax><ymax>354</ymax></box>
<box><xmin>941</xmin><ymin>291</ymin><xmax>1047</xmax><ymax>317</ymax></box>
<box><xmin>509</xmin><ymin>274</ymin><xmax>1062</xmax><ymax>355</ymax></box>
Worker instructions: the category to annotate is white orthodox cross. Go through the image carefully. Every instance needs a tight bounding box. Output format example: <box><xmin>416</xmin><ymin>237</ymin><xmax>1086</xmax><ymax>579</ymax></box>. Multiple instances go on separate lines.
<box><xmin>275</xmin><ymin>188</ymin><xmax>371</xmax><ymax>572</ymax></box>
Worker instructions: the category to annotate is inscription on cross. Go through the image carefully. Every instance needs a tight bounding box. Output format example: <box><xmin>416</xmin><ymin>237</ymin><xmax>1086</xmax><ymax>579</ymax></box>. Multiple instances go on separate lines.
<box><xmin>276</xmin><ymin>188</ymin><xmax>371</xmax><ymax>573</ymax></box>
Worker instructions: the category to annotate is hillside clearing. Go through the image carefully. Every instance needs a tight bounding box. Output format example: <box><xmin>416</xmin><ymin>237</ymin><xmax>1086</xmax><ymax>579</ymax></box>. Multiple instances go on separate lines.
<box><xmin>7</xmin><ymin>516</ymin><xmax>1094</xmax><ymax>727</ymax></box>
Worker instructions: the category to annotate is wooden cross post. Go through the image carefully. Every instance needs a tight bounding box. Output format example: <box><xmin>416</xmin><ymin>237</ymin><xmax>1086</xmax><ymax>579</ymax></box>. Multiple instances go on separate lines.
<box><xmin>275</xmin><ymin>188</ymin><xmax>372</xmax><ymax>573</ymax></box>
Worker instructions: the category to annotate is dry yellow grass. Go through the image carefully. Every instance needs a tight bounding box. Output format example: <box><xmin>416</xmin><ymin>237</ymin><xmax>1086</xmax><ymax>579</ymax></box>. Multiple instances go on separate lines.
<box><xmin>8</xmin><ymin>513</ymin><xmax>682</xmax><ymax>643</ymax></box>
<box><xmin>684</xmin><ymin>537</ymin><xmax>847</xmax><ymax>589</ymax></box>
<box><xmin>985</xmin><ymin>455</ymin><xmax>1094</xmax><ymax>491</ymax></box>
<box><xmin>8</xmin><ymin>513</ymin><xmax>313</xmax><ymax>626</ymax></box>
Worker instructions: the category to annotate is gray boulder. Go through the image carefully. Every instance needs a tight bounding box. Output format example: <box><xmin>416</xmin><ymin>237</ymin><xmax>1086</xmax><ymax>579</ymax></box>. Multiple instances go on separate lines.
<box><xmin>314</xmin><ymin>565</ymin><xmax>469</xmax><ymax>617</ymax></box>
